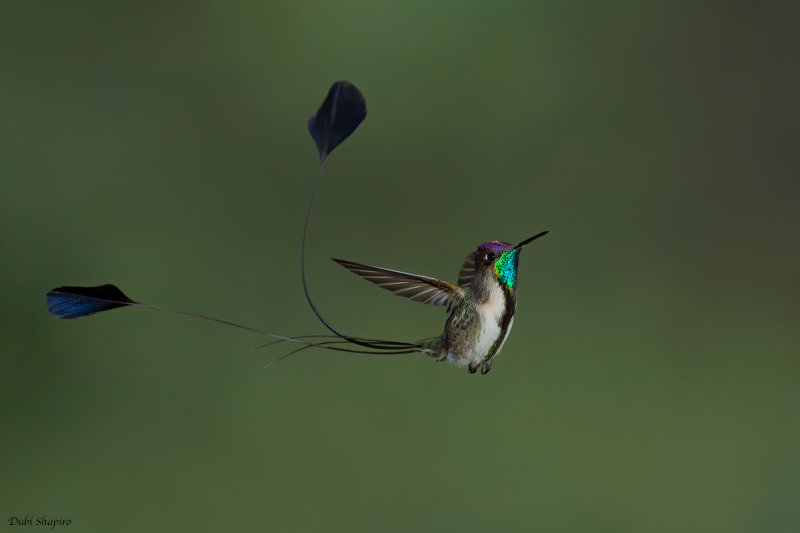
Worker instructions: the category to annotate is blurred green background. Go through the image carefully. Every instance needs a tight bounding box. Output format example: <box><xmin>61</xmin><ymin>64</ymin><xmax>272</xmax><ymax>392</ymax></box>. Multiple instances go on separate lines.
<box><xmin>1</xmin><ymin>1</ymin><xmax>798</xmax><ymax>531</ymax></box>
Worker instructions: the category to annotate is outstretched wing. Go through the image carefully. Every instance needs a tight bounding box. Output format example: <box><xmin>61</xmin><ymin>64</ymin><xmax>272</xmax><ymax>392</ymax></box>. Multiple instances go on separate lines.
<box><xmin>333</xmin><ymin>258</ymin><xmax>465</xmax><ymax>312</ymax></box>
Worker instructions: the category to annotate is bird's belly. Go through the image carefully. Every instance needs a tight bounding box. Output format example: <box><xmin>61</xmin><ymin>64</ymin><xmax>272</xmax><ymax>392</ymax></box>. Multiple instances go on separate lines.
<box><xmin>441</xmin><ymin>313</ymin><xmax>502</xmax><ymax>367</ymax></box>
<box><xmin>433</xmin><ymin>284</ymin><xmax>509</xmax><ymax>368</ymax></box>
<box><xmin>472</xmin><ymin>318</ymin><xmax>502</xmax><ymax>361</ymax></box>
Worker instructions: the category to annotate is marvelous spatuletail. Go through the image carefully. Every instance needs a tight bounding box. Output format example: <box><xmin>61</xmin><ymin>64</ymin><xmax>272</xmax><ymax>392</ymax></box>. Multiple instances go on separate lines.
<box><xmin>46</xmin><ymin>81</ymin><xmax>548</xmax><ymax>374</ymax></box>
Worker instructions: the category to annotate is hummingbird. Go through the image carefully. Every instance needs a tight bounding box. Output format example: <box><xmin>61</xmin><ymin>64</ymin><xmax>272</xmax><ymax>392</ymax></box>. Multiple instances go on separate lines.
<box><xmin>331</xmin><ymin>232</ymin><xmax>547</xmax><ymax>374</ymax></box>
<box><xmin>44</xmin><ymin>81</ymin><xmax>549</xmax><ymax>374</ymax></box>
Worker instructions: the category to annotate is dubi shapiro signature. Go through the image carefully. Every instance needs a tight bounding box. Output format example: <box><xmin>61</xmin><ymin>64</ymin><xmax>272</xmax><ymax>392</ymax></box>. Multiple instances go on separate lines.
<box><xmin>8</xmin><ymin>515</ymin><xmax>71</xmax><ymax>529</ymax></box>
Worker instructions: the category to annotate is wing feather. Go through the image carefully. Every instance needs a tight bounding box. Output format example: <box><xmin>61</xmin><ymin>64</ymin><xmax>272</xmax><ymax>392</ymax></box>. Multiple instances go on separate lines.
<box><xmin>457</xmin><ymin>253</ymin><xmax>476</xmax><ymax>289</ymax></box>
<box><xmin>333</xmin><ymin>258</ymin><xmax>464</xmax><ymax>312</ymax></box>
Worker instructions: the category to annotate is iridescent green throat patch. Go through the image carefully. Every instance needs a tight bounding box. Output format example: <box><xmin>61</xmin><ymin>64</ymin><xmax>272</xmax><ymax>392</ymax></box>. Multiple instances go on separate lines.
<box><xmin>494</xmin><ymin>249</ymin><xmax>519</xmax><ymax>290</ymax></box>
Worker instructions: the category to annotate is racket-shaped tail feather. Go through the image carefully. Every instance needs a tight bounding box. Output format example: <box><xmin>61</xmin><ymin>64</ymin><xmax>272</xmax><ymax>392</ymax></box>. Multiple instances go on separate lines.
<box><xmin>46</xmin><ymin>284</ymin><xmax>137</xmax><ymax>319</ymax></box>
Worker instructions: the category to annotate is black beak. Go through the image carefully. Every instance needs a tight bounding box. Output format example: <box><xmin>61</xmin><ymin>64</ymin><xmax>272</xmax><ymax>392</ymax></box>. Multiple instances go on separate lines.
<box><xmin>513</xmin><ymin>231</ymin><xmax>549</xmax><ymax>250</ymax></box>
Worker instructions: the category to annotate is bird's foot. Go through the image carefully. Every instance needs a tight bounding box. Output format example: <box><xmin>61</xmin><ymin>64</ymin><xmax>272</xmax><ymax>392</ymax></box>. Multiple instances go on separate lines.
<box><xmin>480</xmin><ymin>360</ymin><xmax>493</xmax><ymax>375</ymax></box>
<box><xmin>467</xmin><ymin>363</ymin><xmax>478</xmax><ymax>374</ymax></box>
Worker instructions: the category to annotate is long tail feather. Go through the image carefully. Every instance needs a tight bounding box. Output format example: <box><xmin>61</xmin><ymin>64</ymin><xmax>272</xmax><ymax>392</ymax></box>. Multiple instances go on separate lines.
<box><xmin>301</xmin><ymin>82</ymin><xmax>422</xmax><ymax>351</ymax></box>
<box><xmin>265</xmin><ymin>341</ymin><xmax>421</xmax><ymax>370</ymax></box>
<box><xmin>45</xmin><ymin>284</ymin><xmax>424</xmax><ymax>356</ymax></box>
<box><xmin>45</xmin><ymin>81</ymin><xmax>427</xmax><ymax>365</ymax></box>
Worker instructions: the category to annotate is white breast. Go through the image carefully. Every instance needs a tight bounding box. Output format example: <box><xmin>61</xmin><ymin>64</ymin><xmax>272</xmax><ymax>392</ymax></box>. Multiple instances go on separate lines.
<box><xmin>493</xmin><ymin>316</ymin><xmax>514</xmax><ymax>357</ymax></box>
<box><xmin>473</xmin><ymin>282</ymin><xmax>506</xmax><ymax>361</ymax></box>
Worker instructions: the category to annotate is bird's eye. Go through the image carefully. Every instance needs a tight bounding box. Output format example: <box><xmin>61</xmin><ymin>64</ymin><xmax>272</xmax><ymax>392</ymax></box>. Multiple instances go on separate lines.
<box><xmin>484</xmin><ymin>252</ymin><xmax>495</xmax><ymax>263</ymax></box>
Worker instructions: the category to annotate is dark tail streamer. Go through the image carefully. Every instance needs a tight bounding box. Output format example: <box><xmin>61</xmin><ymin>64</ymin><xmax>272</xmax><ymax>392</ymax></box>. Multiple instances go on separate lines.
<box><xmin>44</xmin><ymin>79</ymin><xmax>426</xmax><ymax>365</ymax></box>
<box><xmin>45</xmin><ymin>285</ymin><xmax>420</xmax><ymax>356</ymax></box>
<box><xmin>301</xmin><ymin>81</ymin><xmax>422</xmax><ymax>351</ymax></box>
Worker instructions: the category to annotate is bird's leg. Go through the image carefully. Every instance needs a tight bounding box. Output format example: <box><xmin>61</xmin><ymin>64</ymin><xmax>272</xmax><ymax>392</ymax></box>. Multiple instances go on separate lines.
<box><xmin>480</xmin><ymin>359</ymin><xmax>493</xmax><ymax>375</ymax></box>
